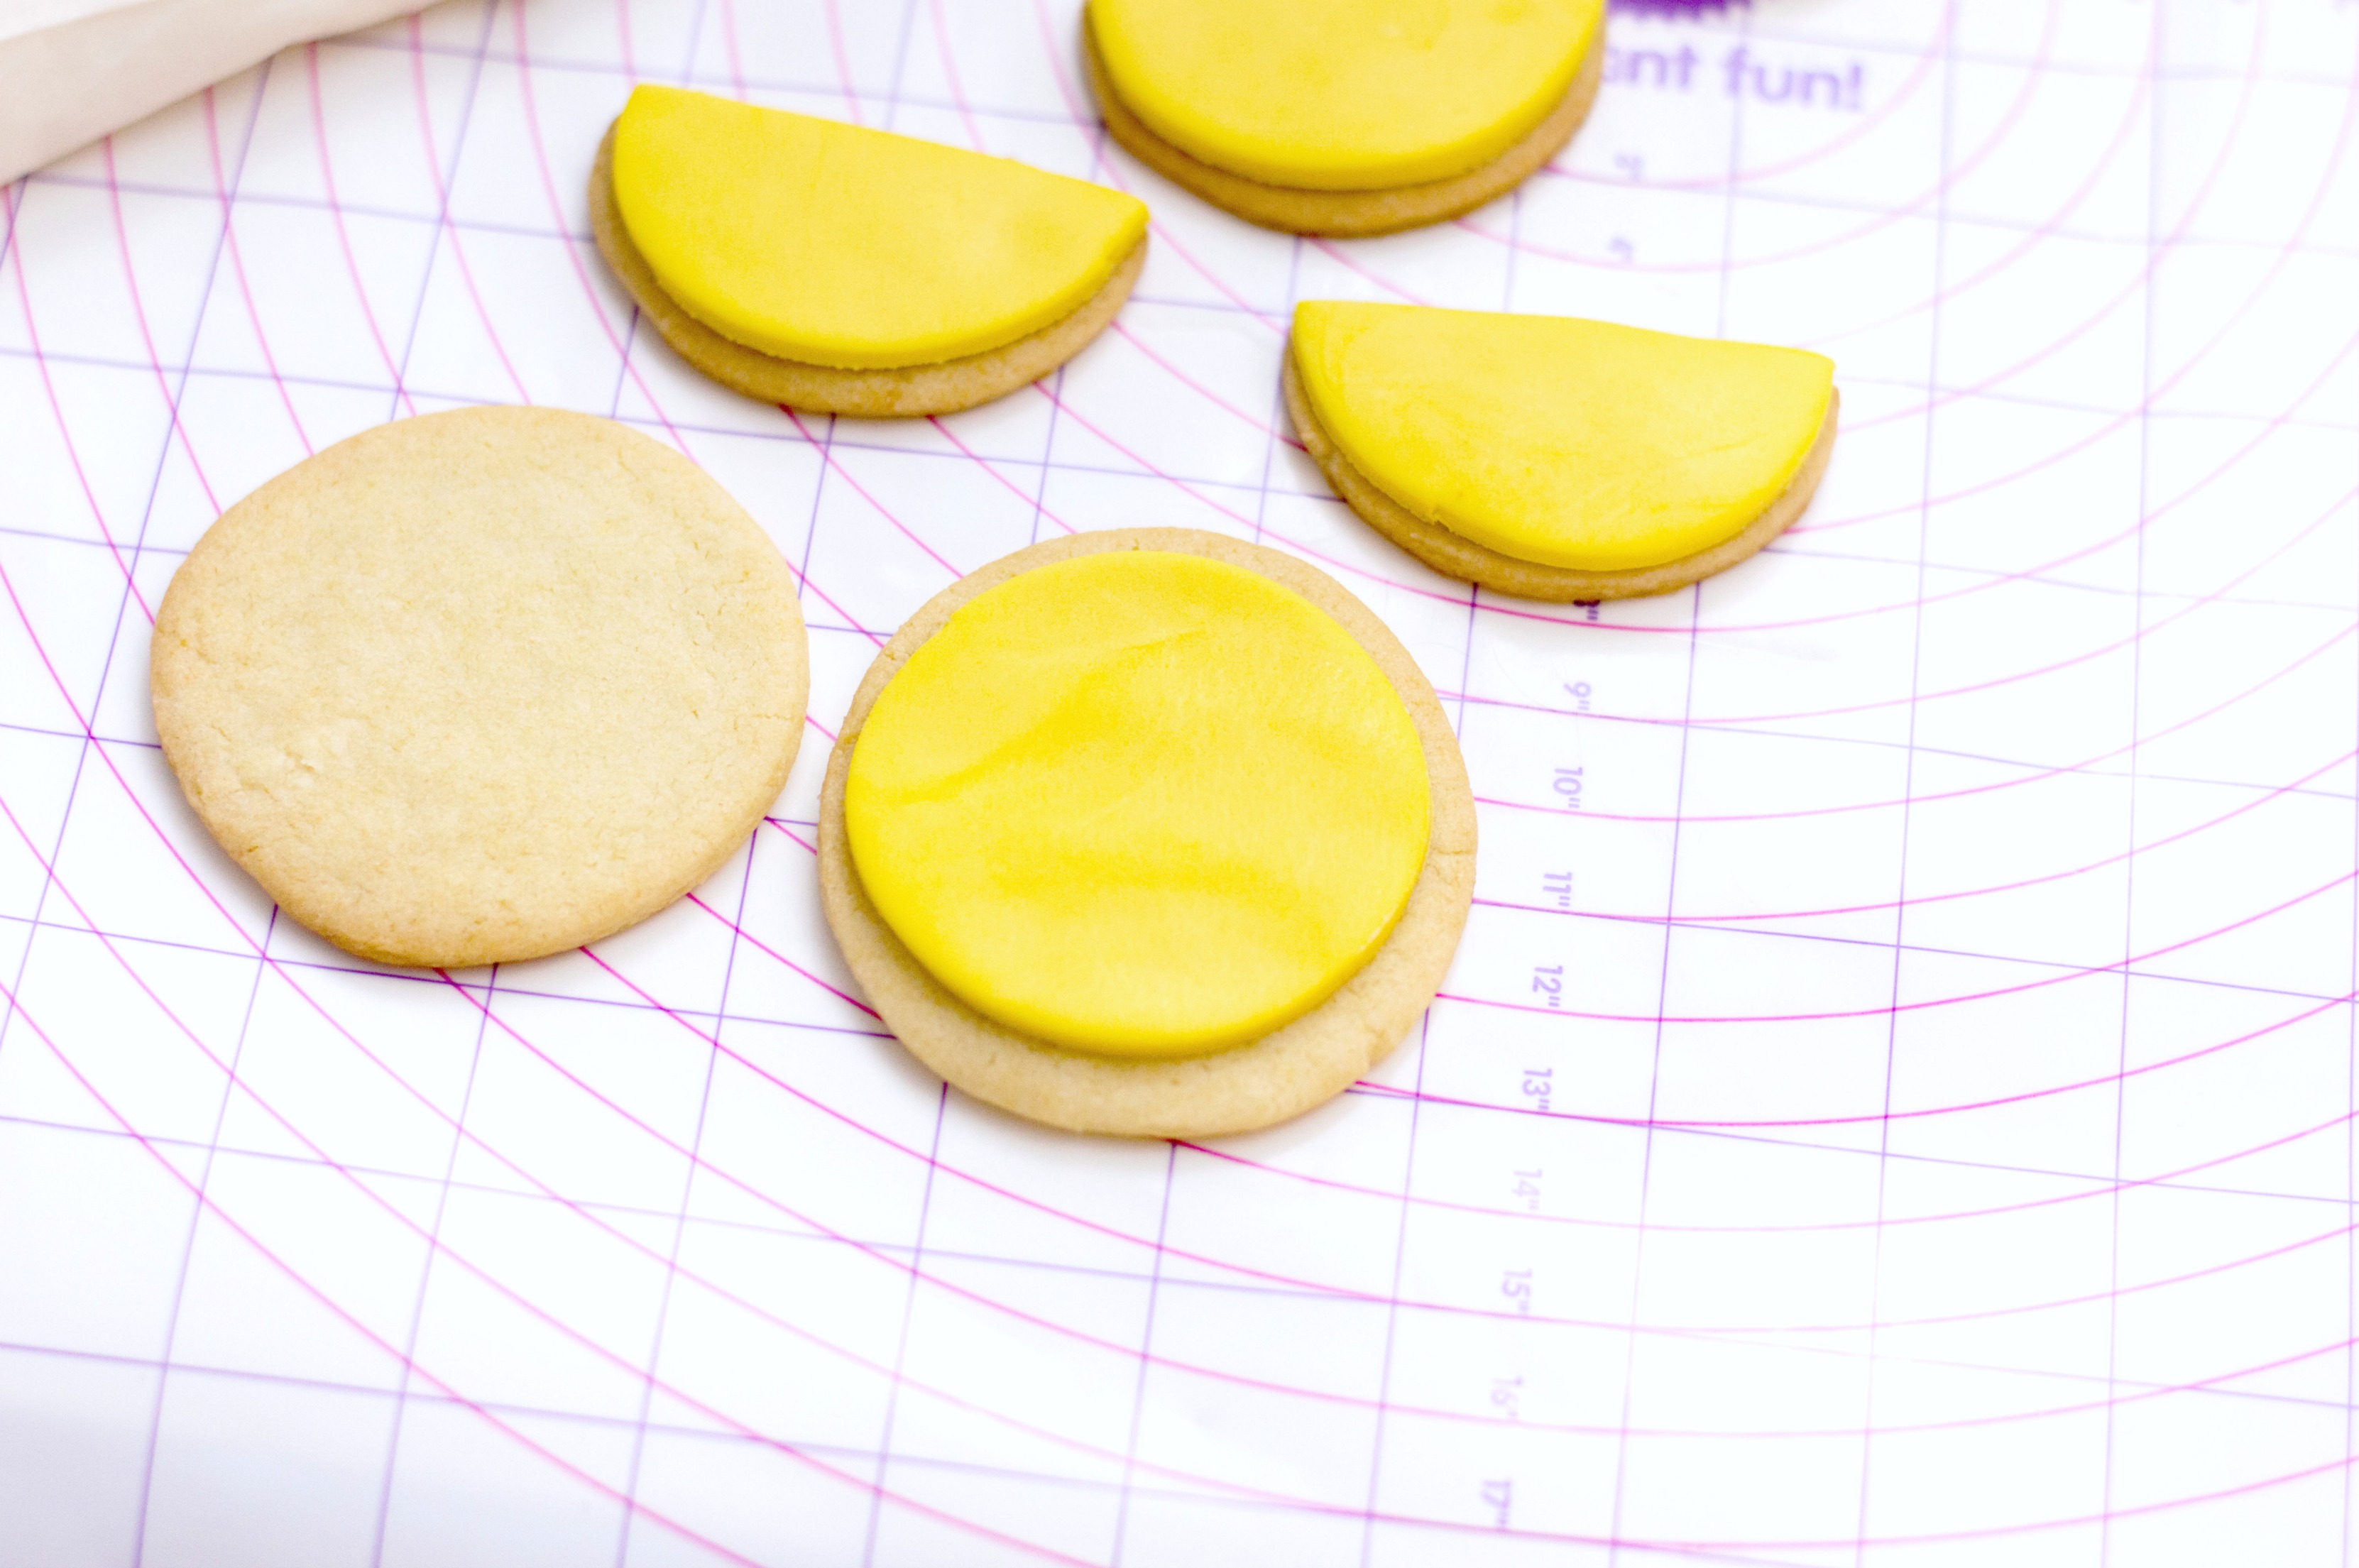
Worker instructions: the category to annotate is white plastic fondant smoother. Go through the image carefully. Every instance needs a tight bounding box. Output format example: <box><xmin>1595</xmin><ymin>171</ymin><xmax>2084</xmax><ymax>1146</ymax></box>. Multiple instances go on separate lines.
<box><xmin>0</xmin><ymin>0</ymin><xmax>417</xmax><ymax>185</ymax></box>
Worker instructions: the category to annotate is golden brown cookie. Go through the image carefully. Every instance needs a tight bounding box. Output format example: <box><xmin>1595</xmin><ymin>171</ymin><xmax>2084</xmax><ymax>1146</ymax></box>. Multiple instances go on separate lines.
<box><xmin>817</xmin><ymin>528</ymin><xmax>1475</xmax><ymax>1139</ymax></box>
<box><xmin>1082</xmin><ymin>9</ymin><xmax>1603</xmax><ymax>238</ymax></box>
<box><xmin>1284</xmin><ymin>353</ymin><xmax>1839</xmax><ymax>602</ymax></box>
<box><xmin>151</xmin><ymin>405</ymin><xmax>809</xmax><ymax>969</ymax></box>
<box><xmin>589</xmin><ymin>126</ymin><xmax>1146</xmax><ymax>419</ymax></box>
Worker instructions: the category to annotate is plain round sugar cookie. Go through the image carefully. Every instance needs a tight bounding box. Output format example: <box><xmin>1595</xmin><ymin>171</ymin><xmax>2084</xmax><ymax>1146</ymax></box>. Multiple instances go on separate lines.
<box><xmin>1083</xmin><ymin>0</ymin><xmax>1604</xmax><ymax>236</ymax></box>
<box><xmin>151</xmin><ymin>406</ymin><xmax>809</xmax><ymax>969</ymax></box>
<box><xmin>818</xmin><ymin>528</ymin><xmax>1476</xmax><ymax>1140</ymax></box>
<box><xmin>1285</xmin><ymin>302</ymin><xmax>1839</xmax><ymax>601</ymax></box>
<box><xmin>591</xmin><ymin>87</ymin><xmax>1148</xmax><ymax>417</ymax></box>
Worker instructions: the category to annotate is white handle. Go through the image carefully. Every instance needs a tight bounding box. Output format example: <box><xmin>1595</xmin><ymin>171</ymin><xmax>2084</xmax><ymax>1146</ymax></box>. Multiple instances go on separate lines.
<box><xmin>1</xmin><ymin>0</ymin><xmax>422</xmax><ymax>187</ymax></box>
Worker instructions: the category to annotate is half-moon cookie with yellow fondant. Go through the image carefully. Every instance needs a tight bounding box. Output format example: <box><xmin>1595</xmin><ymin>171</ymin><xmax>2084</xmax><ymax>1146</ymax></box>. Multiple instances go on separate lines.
<box><xmin>1285</xmin><ymin>302</ymin><xmax>1839</xmax><ymax>601</ymax></box>
<box><xmin>1083</xmin><ymin>0</ymin><xmax>1604</xmax><ymax>236</ymax></box>
<box><xmin>591</xmin><ymin>85</ymin><xmax>1149</xmax><ymax>417</ymax></box>
<box><xmin>817</xmin><ymin>528</ymin><xmax>1475</xmax><ymax>1139</ymax></box>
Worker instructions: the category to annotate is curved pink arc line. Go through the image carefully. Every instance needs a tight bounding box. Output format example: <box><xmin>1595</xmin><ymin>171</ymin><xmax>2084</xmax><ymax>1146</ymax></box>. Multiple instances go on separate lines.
<box><xmin>612</xmin><ymin>0</ymin><xmax>637</xmax><ymax>80</ymax></box>
<box><xmin>1839</xmin><ymin>14</ymin><xmax>2333</xmax><ymax>442</ymax></box>
<box><xmin>1798</xmin><ymin>43</ymin><xmax>2151</xmax><ymax>360</ymax></box>
<box><xmin>1181</xmin><ymin>1087</ymin><xmax>2359</xmax><ymax>1245</ymax></box>
<box><xmin>1109</xmin><ymin>319</ymin><xmax>1297</xmax><ymax>444</ymax></box>
<box><xmin>304</xmin><ymin>43</ymin><xmax>416</xmax><ymax>417</ymax></box>
<box><xmin>1021</xmin><ymin>374</ymin><xmax>1489</xmax><ymax>618</ymax></box>
<box><xmin>1560</xmin><ymin>1</ymin><xmax>1964</xmax><ymax>194</ymax></box>
<box><xmin>781</xmin><ymin>407</ymin><xmax>964</xmax><ymax>581</ymax></box>
<box><xmin>821</xmin><ymin>0</ymin><xmax>863</xmax><ymax>126</ymax></box>
<box><xmin>680</xmin><ymin>888</ymin><xmax>878</xmax><ymax>1017</ymax></box>
<box><xmin>100</xmin><ymin>138</ymin><xmax>220</xmax><ymax>515</ymax></box>
<box><xmin>1538</xmin><ymin>19</ymin><xmax>2350</xmax><ymax>644</ymax></box>
<box><xmin>1445</xmin><ymin>467</ymin><xmax>2359</xmax><ymax>732</ymax></box>
<box><xmin>401</xmin><ymin>18</ymin><xmax>532</xmax><ymax>406</ymax></box>
<box><xmin>922</xmin><ymin>413</ymin><xmax>1080</xmax><ymax>535</ymax></box>
<box><xmin>2</xmin><ymin>186</ymin><xmax>159</xmax><ymax>627</ymax></box>
<box><xmin>1440</xmin><ymin>862</ymin><xmax>2357</xmax><ymax>1027</ymax></box>
<box><xmin>718</xmin><ymin>0</ymin><xmax>748</xmax><ymax>100</ymax></box>
<box><xmin>1471</xmin><ymin>738</ymin><xmax>2354</xmax><ymax>928</ymax></box>
<box><xmin>202</xmin><ymin>85</ymin><xmax>314</xmax><ymax>456</ymax></box>
<box><xmin>1470</xmin><ymin>607</ymin><xmax>2358</xmax><ymax>826</ymax></box>
<box><xmin>1389</xmin><ymin>980</ymin><xmax>2350</xmax><ymax>1136</ymax></box>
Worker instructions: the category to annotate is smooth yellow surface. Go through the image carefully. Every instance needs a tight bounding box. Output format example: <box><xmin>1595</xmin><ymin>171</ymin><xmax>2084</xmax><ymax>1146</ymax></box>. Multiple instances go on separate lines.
<box><xmin>611</xmin><ymin>86</ymin><xmax>1147</xmax><ymax>370</ymax></box>
<box><xmin>1088</xmin><ymin>0</ymin><xmax>1600</xmax><ymax>191</ymax></box>
<box><xmin>1293</xmin><ymin>302</ymin><xmax>1836</xmax><ymax>572</ymax></box>
<box><xmin>845</xmin><ymin>552</ymin><xmax>1431</xmax><ymax>1058</ymax></box>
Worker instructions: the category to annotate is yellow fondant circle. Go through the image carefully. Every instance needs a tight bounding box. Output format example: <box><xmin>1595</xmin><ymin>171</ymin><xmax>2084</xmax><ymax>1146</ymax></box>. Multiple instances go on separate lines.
<box><xmin>611</xmin><ymin>86</ymin><xmax>1147</xmax><ymax>371</ymax></box>
<box><xmin>1088</xmin><ymin>0</ymin><xmax>1601</xmax><ymax>191</ymax></box>
<box><xmin>1292</xmin><ymin>302</ymin><xmax>1836</xmax><ymax>572</ymax></box>
<box><xmin>845</xmin><ymin>551</ymin><xmax>1432</xmax><ymax>1059</ymax></box>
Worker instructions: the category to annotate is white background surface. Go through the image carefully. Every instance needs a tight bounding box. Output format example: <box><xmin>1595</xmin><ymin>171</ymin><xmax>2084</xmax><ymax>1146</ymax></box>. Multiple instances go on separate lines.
<box><xmin>4</xmin><ymin>1</ymin><xmax>2359</xmax><ymax>1563</ymax></box>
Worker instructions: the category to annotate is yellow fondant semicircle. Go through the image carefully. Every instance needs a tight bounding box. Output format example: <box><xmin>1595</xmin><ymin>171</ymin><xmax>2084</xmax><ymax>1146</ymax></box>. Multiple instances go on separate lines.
<box><xmin>1291</xmin><ymin>302</ymin><xmax>1836</xmax><ymax>573</ymax></box>
<box><xmin>844</xmin><ymin>551</ymin><xmax>1432</xmax><ymax>1059</ymax></box>
<box><xmin>1088</xmin><ymin>0</ymin><xmax>1602</xmax><ymax>191</ymax></box>
<box><xmin>611</xmin><ymin>86</ymin><xmax>1148</xmax><ymax>371</ymax></box>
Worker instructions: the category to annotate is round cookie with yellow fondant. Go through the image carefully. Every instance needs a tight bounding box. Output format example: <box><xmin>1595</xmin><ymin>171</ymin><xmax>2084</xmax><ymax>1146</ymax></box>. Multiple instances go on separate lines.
<box><xmin>1084</xmin><ymin>0</ymin><xmax>1605</xmax><ymax>236</ymax></box>
<box><xmin>591</xmin><ymin>85</ymin><xmax>1149</xmax><ymax>417</ymax></box>
<box><xmin>152</xmin><ymin>406</ymin><xmax>809</xmax><ymax>969</ymax></box>
<box><xmin>1286</xmin><ymin>302</ymin><xmax>1839</xmax><ymax>601</ymax></box>
<box><xmin>818</xmin><ymin>529</ymin><xmax>1475</xmax><ymax>1138</ymax></box>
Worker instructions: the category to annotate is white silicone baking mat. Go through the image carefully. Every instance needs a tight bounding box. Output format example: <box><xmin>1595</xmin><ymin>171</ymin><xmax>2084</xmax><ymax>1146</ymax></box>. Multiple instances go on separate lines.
<box><xmin>5</xmin><ymin>1</ymin><xmax>2359</xmax><ymax>1563</ymax></box>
